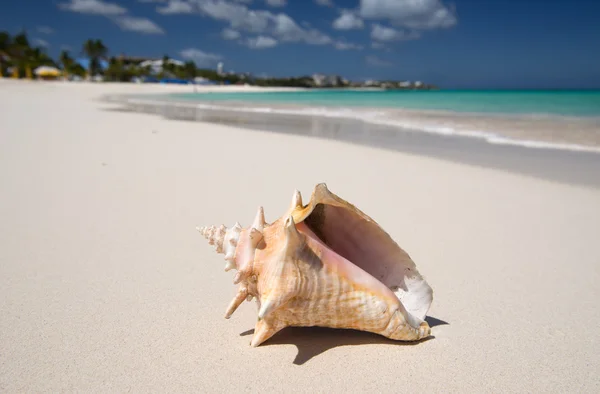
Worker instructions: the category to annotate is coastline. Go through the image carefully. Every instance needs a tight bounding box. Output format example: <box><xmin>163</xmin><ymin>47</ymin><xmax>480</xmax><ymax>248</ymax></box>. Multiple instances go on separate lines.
<box><xmin>102</xmin><ymin>91</ymin><xmax>600</xmax><ymax>188</ymax></box>
<box><xmin>116</xmin><ymin>90</ymin><xmax>600</xmax><ymax>154</ymax></box>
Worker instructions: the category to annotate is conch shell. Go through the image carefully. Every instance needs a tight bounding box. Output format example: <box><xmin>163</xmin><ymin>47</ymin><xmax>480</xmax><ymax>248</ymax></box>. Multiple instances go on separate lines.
<box><xmin>197</xmin><ymin>183</ymin><xmax>433</xmax><ymax>347</ymax></box>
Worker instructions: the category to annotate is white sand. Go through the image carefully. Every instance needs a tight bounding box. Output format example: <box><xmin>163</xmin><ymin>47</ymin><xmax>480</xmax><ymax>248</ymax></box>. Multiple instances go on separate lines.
<box><xmin>1</xmin><ymin>80</ymin><xmax>599</xmax><ymax>392</ymax></box>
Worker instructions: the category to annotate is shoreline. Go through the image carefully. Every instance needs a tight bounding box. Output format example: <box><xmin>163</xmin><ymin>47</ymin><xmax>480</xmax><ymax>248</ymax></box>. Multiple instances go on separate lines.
<box><xmin>113</xmin><ymin>91</ymin><xmax>600</xmax><ymax>154</ymax></box>
<box><xmin>101</xmin><ymin>93</ymin><xmax>600</xmax><ymax>189</ymax></box>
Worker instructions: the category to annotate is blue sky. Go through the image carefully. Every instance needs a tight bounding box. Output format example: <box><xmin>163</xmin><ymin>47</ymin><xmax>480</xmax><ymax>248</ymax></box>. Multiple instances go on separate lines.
<box><xmin>2</xmin><ymin>0</ymin><xmax>599</xmax><ymax>88</ymax></box>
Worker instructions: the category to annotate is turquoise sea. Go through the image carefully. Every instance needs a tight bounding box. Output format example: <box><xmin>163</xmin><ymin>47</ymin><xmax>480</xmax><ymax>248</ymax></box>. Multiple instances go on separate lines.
<box><xmin>170</xmin><ymin>89</ymin><xmax>600</xmax><ymax>117</ymax></box>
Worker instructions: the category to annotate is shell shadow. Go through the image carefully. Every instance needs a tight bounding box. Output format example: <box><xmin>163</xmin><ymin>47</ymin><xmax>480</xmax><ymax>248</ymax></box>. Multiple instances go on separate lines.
<box><xmin>240</xmin><ymin>315</ymin><xmax>448</xmax><ymax>365</ymax></box>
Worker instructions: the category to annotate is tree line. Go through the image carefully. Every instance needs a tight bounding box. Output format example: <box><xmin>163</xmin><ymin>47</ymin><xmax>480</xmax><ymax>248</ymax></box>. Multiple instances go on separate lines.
<box><xmin>0</xmin><ymin>30</ymin><xmax>437</xmax><ymax>89</ymax></box>
<box><xmin>0</xmin><ymin>30</ymin><xmax>319</xmax><ymax>86</ymax></box>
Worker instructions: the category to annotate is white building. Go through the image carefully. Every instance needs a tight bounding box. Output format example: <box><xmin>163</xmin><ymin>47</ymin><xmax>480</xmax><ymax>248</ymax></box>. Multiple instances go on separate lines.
<box><xmin>312</xmin><ymin>73</ymin><xmax>326</xmax><ymax>86</ymax></box>
<box><xmin>139</xmin><ymin>58</ymin><xmax>184</xmax><ymax>75</ymax></box>
<box><xmin>217</xmin><ymin>62</ymin><xmax>224</xmax><ymax>75</ymax></box>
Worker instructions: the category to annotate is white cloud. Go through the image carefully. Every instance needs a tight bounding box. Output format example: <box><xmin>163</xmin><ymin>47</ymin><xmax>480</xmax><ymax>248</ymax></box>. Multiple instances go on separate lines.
<box><xmin>300</xmin><ymin>29</ymin><xmax>332</xmax><ymax>45</ymax></box>
<box><xmin>33</xmin><ymin>38</ymin><xmax>50</xmax><ymax>47</ymax></box>
<box><xmin>60</xmin><ymin>0</ymin><xmax>166</xmax><ymax>35</ymax></box>
<box><xmin>314</xmin><ymin>0</ymin><xmax>333</xmax><ymax>6</ymax></box>
<box><xmin>246</xmin><ymin>35</ymin><xmax>278</xmax><ymax>49</ymax></box>
<box><xmin>365</xmin><ymin>54</ymin><xmax>391</xmax><ymax>67</ymax></box>
<box><xmin>37</xmin><ymin>26</ymin><xmax>55</xmax><ymax>34</ymax></box>
<box><xmin>371</xmin><ymin>23</ymin><xmax>420</xmax><ymax>41</ymax></box>
<box><xmin>154</xmin><ymin>0</ymin><xmax>354</xmax><ymax>48</ymax></box>
<box><xmin>371</xmin><ymin>24</ymin><xmax>397</xmax><ymax>41</ymax></box>
<box><xmin>332</xmin><ymin>10</ymin><xmax>364</xmax><ymax>30</ymax></box>
<box><xmin>112</xmin><ymin>16</ymin><xmax>166</xmax><ymax>34</ymax></box>
<box><xmin>156</xmin><ymin>0</ymin><xmax>194</xmax><ymax>14</ymax></box>
<box><xmin>58</xmin><ymin>0</ymin><xmax>127</xmax><ymax>15</ymax></box>
<box><xmin>334</xmin><ymin>41</ymin><xmax>363</xmax><ymax>50</ymax></box>
<box><xmin>180</xmin><ymin>48</ymin><xmax>222</xmax><ymax>66</ymax></box>
<box><xmin>371</xmin><ymin>23</ymin><xmax>397</xmax><ymax>41</ymax></box>
<box><xmin>198</xmin><ymin>1</ymin><xmax>271</xmax><ymax>33</ymax></box>
<box><xmin>272</xmin><ymin>13</ymin><xmax>332</xmax><ymax>44</ymax></box>
<box><xmin>265</xmin><ymin>0</ymin><xmax>286</xmax><ymax>6</ymax></box>
<box><xmin>359</xmin><ymin>0</ymin><xmax>456</xmax><ymax>30</ymax></box>
<box><xmin>371</xmin><ymin>41</ymin><xmax>386</xmax><ymax>49</ymax></box>
<box><xmin>221</xmin><ymin>28</ymin><xmax>241</xmax><ymax>40</ymax></box>
<box><xmin>193</xmin><ymin>0</ymin><xmax>333</xmax><ymax>45</ymax></box>
<box><xmin>61</xmin><ymin>45</ymin><xmax>73</xmax><ymax>51</ymax></box>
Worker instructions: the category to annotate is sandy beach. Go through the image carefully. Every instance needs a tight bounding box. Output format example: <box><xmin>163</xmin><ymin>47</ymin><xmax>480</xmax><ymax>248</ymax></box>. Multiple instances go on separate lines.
<box><xmin>1</xmin><ymin>80</ymin><xmax>600</xmax><ymax>392</ymax></box>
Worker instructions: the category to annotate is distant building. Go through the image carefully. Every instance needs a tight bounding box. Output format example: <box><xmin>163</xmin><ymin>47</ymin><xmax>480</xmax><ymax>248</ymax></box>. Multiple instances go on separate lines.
<box><xmin>217</xmin><ymin>62</ymin><xmax>224</xmax><ymax>75</ymax></box>
<box><xmin>312</xmin><ymin>73</ymin><xmax>326</xmax><ymax>86</ymax></box>
<box><xmin>398</xmin><ymin>81</ymin><xmax>412</xmax><ymax>88</ymax></box>
<box><xmin>325</xmin><ymin>75</ymin><xmax>342</xmax><ymax>87</ymax></box>
<box><xmin>311</xmin><ymin>74</ymin><xmax>343</xmax><ymax>87</ymax></box>
<box><xmin>138</xmin><ymin>58</ymin><xmax>184</xmax><ymax>75</ymax></box>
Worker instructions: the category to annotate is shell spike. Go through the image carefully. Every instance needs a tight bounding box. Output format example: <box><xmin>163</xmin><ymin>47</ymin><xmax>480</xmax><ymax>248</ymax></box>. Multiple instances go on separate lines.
<box><xmin>257</xmin><ymin>298</ymin><xmax>278</xmax><ymax>319</ymax></box>
<box><xmin>233</xmin><ymin>228</ymin><xmax>263</xmax><ymax>285</ymax></box>
<box><xmin>283</xmin><ymin>215</ymin><xmax>303</xmax><ymax>251</ymax></box>
<box><xmin>225</xmin><ymin>286</ymin><xmax>249</xmax><ymax>319</ymax></box>
<box><xmin>252</xmin><ymin>206</ymin><xmax>266</xmax><ymax>232</ymax></box>
<box><xmin>224</xmin><ymin>260</ymin><xmax>236</xmax><ymax>272</ymax></box>
<box><xmin>250</xmin><ymin>319</ymin><xmax>285</xmax><ymax>348</ymax></box>
<box><xmin>290</xmin><ymin>189</ymin><xmax>303</xmax><ymax>209</ymax></box>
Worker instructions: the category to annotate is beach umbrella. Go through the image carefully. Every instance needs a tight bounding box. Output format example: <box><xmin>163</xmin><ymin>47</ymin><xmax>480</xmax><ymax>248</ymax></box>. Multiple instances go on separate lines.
<box><xmin>34</xmin><ymin>66</ymin><xmax>61</xmax><ymax>77</ymax></box>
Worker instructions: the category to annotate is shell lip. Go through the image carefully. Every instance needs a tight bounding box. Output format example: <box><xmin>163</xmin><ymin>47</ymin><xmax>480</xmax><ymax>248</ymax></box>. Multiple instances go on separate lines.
<box><xmin>287</xmin><ymin>183</ymin><xmax>433</xmax><ymax>325</ymax></box>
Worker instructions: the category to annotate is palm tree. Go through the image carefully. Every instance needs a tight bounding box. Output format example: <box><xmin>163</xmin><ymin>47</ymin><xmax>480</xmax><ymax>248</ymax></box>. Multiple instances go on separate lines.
<box><xmin>0</xmin><ymin>31</ymin><xmax>10</xmax><ymax>77</ymax></box>
<box><xmin>82</xmin><ymin>39</ymin><xmax>108</xmax><ymax>80</ymax></box>
<box><xmin>161</xmin><ymin>54</ymin><xmax>176</xmax><ymax>78</ymax></box>
<box><xmin>28</xmin><ymin>47</ymin><xmax>54</xmax><ymax>68</ymax></box>
<box><xmin>60</xmin><ymin>50</ymin><xmax>75</xmax><ymax>79</ymax></box>
<box><xmin>105</xmin><ymin>56</ymin><xmax>126</xmax><ymax>82</ymax></box>
<box><xmin>8</xmin><ymin>31</ymin><xmax>32</xmax><ymax>78</ymax></box>
<box><xmin>183</xmin><ymin>61</ymin><xmax>196</xmax><ymax>80</ymax></box>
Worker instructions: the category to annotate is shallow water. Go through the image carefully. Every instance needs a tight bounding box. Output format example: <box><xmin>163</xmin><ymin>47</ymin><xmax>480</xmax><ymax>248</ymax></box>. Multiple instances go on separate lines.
<box><xmin>148</xmin><ymin>91</ymin><xmax>600</xmax><ymax>152</ymax></box>
<box><xmin>171</xmin><ymin>89</ymin><xmax>600</xmax><ymax>117</ymax></box>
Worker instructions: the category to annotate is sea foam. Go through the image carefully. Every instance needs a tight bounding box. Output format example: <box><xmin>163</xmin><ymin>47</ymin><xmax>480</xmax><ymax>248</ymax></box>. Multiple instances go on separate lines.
<box><xmin>118</xmin><ymin>97</ymin><xmax>600</xmax><ymax>155</ymax></box>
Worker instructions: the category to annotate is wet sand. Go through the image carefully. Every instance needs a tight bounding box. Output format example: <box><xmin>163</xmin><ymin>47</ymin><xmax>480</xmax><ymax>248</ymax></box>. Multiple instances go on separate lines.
<box><xmin>145</xmin><ymin>93</ymin><xmax>600</xmax><ymax>151</ymax></box>
<box><xmin>108</xmin><ymin>94</ymin><xmax>600</xmax><ymax>188</ymax></box>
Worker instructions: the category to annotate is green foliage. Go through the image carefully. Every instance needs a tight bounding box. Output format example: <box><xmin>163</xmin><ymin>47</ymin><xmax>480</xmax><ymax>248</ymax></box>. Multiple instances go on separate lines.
<box><xmin>0</xmin><ymin>31</ymin><xmax>10</xmax><ymax>54</ymax></box>
<box><xmin>60</xmin><ymin>50</ymin><xmax>75</xmax><ymax>74</ymax></box>
<box><xmin>70</xmin><ymin>63</ymin><xmax>86</xmax><ymax>78</ymax></box>
<box><xmin>82</xmin><ymin>39</ymin><xmax>108</xmax><ymax>76</ymax></box>
<box><xmin>0</xmin><ymin>30</ymin><xmax>438</xmax><ymax>88</ymax></box>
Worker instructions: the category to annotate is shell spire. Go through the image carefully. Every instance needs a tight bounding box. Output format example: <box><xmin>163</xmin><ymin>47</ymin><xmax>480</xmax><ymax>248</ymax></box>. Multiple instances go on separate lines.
<box><xmin>197</xmin><ymin>225</ymin><xmax>225</xmax><ymax>251</ymax></box>
<box><xmin>197</xmin><ymin>222</ymin><xmax>242</xmax><ymax>271</ymax></box>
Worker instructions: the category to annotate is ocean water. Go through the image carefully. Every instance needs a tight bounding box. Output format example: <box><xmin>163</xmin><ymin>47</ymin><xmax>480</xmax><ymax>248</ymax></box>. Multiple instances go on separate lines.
<box><xmin>159</xmin><ymin>89</ymin><xmax>600</xmax><ymax>153</ymax></box>
<box><xmin>170</xmin><ymin>89</ymin><xmax>600</xmax><ymax>117</ymax></box>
